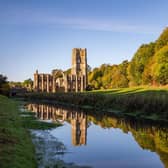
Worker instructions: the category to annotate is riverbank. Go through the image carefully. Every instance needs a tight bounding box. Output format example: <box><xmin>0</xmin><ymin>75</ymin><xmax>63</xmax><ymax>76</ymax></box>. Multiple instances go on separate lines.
<box><xmin>0</xmin><ymin>95</ymin><xmax>62</xmax><ymax>168</ymax></box>
<box><xmin>18</xmin><ymin>87</ymin><xmax>168</xmax><ymax>122</ymax></box>
<box><xmin>0</xmin><ymin>95</ymin><xmax>37</xmax><ymax>168</ymax></box>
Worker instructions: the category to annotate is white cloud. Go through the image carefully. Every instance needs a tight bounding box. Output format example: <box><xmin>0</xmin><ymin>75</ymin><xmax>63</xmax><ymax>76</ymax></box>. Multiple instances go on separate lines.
<box><xmin>0</xmin><ymin>8</ymin><xmax>162</xmax><ymax>34</ymax></box>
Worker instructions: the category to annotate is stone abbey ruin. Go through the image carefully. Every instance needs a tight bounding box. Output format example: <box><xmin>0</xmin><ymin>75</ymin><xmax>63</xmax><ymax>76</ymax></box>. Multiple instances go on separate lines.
<box><xmin>33</xmin><ymin>48</ymin><xmax>88</xmax><ymax>92</ymax></box>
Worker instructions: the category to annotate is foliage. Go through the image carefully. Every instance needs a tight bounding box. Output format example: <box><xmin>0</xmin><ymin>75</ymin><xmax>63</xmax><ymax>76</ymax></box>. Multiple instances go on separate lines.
<box><xmin>23</xmin><ymin>78</ymin><xmax>33</xmax><ymax>89</ymax></box>
<box><xmin>152</xmin><ymin>45</ymin><xmax>168</xmax><ymax>85</ymax></box>
<box><xmin>88</xmin><ymin>27</ymin><xmax>168</xmax><ymax>88</ymax></box>
<box><xmin>127</xmin><ymin>43</ymin><xmax>155</xmax><ymax>86</ymax></box>
<box><xmin>155</xmin><ymin>27</ymin><xmax>168</xmax><ymax>51</ymax></box>
<box><xmin>0</xmin><ymin>74</ymin><xmax>7</xmax><ymax>84</ymax></box>
<box><xmin>111</xmin><ymin>61</ymin><xmax>129</xmax><ymax>88</ymax></box>
<box><xmin>0</xmin><ymin>74</ymin><xmax>10</xmax><ymax>96</ymax></box>
<box><xmin>9</xmin><ymin>78</ymin><xmax>33</xmax><ymax>91</ymax></box>
<box><xmin>9</xmin><ymin>81</ymin><xmax>22</xmax><ymax>88</ymax></box>
<box><xmin>88</xmin><ymin>61</ymin><xmax>129</xmax><ymax>89</ymax></box>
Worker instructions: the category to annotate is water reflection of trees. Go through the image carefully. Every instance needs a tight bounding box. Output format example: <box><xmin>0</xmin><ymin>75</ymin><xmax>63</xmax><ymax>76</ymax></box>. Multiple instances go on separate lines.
<box><xmin>88</xmin><ymin>112</ymin><xmax>168</xmax><ymax>168</ymax></box>
<box><xmin>27</xmin><ymin>103</ymin><xmax>168</xmax><ymax>168</ymax></box>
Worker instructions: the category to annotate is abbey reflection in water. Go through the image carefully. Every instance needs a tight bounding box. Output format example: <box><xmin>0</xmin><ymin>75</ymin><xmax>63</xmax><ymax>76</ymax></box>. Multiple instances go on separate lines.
<box><xmin>27</xmin><ymin>104</ymin><xmax>87</xmax><ymax>146</ymax></box>
<box><xmin>26</xmin><ymin>103</ymin><xmax>168</xmax><ymax>167</ymax></box>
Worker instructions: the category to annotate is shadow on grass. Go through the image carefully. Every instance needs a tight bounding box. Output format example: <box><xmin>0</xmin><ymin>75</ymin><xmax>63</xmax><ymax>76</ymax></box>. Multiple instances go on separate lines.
<box><xmin>93</xmin><ymin>88</ymin><xmax>168</xmax><ymax>96</ymax></box>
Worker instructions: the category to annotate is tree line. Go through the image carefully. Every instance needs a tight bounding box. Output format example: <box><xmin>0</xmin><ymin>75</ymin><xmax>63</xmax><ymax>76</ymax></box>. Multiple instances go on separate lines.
<box><xmin>0</xmin><ymin>76</ymin><xmax>33</xmax><ymax>96</ymax></box>
<box><xmin>88</xmin><ymin>27</ymin><xmax>168</xmax><ymax>89</ymax></box>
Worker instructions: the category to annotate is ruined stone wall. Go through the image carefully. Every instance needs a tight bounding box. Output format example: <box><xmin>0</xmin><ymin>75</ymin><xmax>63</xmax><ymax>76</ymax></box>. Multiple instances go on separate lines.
<box><xmin>33</xmin><ymin>71</ymin><xmax>57</xmax><ymax>93</ymax></box>
<box><xmin>33</xmin><ymin>48</ymin><xmax>88</xmax><ymax>93</ymax></box>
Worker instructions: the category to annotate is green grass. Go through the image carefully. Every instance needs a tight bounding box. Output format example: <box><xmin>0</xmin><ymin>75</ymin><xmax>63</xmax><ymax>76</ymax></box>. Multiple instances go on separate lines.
<box><xmin>0</xmin><ymin>95</ymin><xmax>37</xmax><ymax>168</ymax></box>
<box><xmin>88</xmin><ymin>86</ymin><xmax>168</xmax><ymax>95</ymax></box>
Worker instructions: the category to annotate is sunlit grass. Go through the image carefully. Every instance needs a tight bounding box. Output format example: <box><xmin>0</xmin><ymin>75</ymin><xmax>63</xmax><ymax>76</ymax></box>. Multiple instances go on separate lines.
<box><xmin>88</xmin><ymin>86</ymin><xmax>168</xmax><ymax>95</ymax></box>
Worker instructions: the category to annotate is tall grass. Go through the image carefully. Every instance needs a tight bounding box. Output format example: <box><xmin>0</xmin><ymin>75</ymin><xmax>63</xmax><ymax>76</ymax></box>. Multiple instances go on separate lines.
<box><xmin>18</xmin><ymin>87</ymin><xmax>168</xmax><ymax>121</ymax></box>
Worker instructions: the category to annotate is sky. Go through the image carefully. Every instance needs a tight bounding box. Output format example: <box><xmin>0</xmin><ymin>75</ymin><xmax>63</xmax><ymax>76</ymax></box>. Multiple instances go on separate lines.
<box><xmin>0</xmin><ymin>0</ymin><xmax>168</xmax><ymax>81</ymax></box>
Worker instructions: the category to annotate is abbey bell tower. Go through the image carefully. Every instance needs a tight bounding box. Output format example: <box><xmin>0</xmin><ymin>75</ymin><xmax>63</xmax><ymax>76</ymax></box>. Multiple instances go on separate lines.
<box><xmin>71</xmin><ymin>48</ymin><xmax>87</xmax><ymax>86</ymax></box>
<box><xmin>71</xmin><ymin>48</ymin><xmax>88</xmax><ymax>91</ymax></box>
<box><xmin>71</xmin><ymin>48</ymin><xmax>87</xmax><ymax>76</ymax></box>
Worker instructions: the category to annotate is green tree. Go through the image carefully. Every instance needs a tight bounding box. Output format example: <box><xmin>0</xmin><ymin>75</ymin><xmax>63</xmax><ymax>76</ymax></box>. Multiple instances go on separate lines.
<box><xmin>128</xmin><ymin>43</ymin><xmax>155</xmax><ymax>86</ymax></box>
<box><xmin>152</xmin><ymin>45</ymin><xmax>168</xmax><ymax>85</ymax></box>
<box><xmin>111</xmin><ymin>62</ymin><xmax>129</xmax><ymax>88</ymax></box>
<box><xmin>155</xmin><ymin>27</ymin><xmax>168</xmax><ymax>51</ymax></box>
<box><xmin>0</xmin><ymin>74</ymin><xmax>10</xmax><ymax>96</ymax></box>
<box><xmin>88</xmin><ymin>67</ymin><xmax>103</xmax><ymax>89</ymax></box>
<box><xmin>142</xmin><ymin>59</ymin><xmax>154</xmax><ymax>85</ymax></box>
<box><xmin>100</xmin><ymin>64</ymin><xmax>113</xmax><ymax>89</ymax></box>
<box><xmin>0</xmin><ymin>74</ymin><xmax>7</xmax><ymax>85</ymax></box>
<box><xmin>23</xmin><ymin>78</ymin><xmax>33</xmax><ymax>89</ymax></box>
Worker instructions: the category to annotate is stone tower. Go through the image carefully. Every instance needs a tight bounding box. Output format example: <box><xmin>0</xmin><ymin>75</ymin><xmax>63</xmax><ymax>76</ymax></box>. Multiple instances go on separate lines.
<box><xmin>71</xmin><ymin>48</ymin><xmax>88</xmax><ymax>90</ymax></box>
<box><xmin>71</xmin><ymin>48</ymin><xmax>87</xmax><ymax>76</ymax></box>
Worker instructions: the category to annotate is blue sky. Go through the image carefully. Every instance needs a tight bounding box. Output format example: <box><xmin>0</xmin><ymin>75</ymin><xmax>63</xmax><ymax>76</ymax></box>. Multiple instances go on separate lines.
<box><xmin>0</xmin><ymin>0</ymin><xmax>168</xmax><ymax>81</ymax></box>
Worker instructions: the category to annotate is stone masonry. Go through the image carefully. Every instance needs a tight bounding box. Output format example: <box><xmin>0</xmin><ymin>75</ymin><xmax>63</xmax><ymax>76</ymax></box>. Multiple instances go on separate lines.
<box><xmin>33</xmin><ymin>48</ymin><xmax>88</xmax><ymax>92</ymax></box>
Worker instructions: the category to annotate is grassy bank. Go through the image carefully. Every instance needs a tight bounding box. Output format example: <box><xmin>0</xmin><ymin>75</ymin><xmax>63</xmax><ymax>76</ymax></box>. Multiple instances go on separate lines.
<box><xmin>0</xmin><ymin>95</ymin><xmax>37</xmax><ymax>168</ymax></box>
<box><xmin>0</xmin><ymin>95</ymin><xmax>62</xmax><ymax>168</ymax></box>
<box><xmin>18</xmin><ymin>87</ymin><xmax>168</xmax><ymax>121</ymax></box>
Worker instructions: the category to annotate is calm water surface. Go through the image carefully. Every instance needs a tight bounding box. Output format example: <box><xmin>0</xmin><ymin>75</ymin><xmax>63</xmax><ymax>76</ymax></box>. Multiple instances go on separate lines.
<box><xmin>26</xmin><ymin>103</ymin><xmax>168</xmax><ymax>168</ymax></box>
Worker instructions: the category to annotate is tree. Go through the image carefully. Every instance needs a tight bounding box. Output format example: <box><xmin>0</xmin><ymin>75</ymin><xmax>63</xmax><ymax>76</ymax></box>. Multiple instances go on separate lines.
<box><xmin>155</xmin><ymin>27</ymin><xmax>168</xmax><ymax>51</ymax></box>
<box><xmin>142</xmin><ymin>60</ymin><xmax>154</xmax><ymax>85</ymax></box>
<box><xmin>111</xmin><ymin>63</ymin><xmax>129</xmax><ymax>88</ymax></box>
<box><xmin>23</xmin><ymin>78</ymin><xmax>33</xmax><ymax>89</ymax></box>
<box><xmin>100</xmin><ymin>64</ymin><xmax>113</xmax><ymax>89</ymax></box>
<box><xmin>88</xmin><ymin>67</ymin><xmax>103</xmax><ymax>89</ymax></box>
<box><xmin>0</xmin><ymin>74</ymin><xmax>10</xmax><ymax>96</ymax></box>
<box><xmin>88</xmin><ymin>61</ymin><xmax>129</xmax><ymax>89</ymax></box>
<box><xmin>0</xmin><ymin>74</ymin><xmax>7</xmax><ymax>85</ymax></box>
<box><xmin>127</xmin><ymin>43</ymin><xmax>155</xmax><ymax>86</ymax></box>
<box><xmin>152</xmin><ymin>45</ymin><xmax>168</xmax><ymax>85</ymax></box>
<box><xmin>88</xmin><ymin>27</ymin><xmax>168</xmax><ymax>89</ymax></box>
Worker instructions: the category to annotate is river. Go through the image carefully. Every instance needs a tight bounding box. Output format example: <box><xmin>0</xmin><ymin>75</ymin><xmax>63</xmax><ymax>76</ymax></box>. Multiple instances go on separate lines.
<box><xmin>26</xmin><ymin>103</ymin><xmax>168</xmax><ymax>168</ymax></box>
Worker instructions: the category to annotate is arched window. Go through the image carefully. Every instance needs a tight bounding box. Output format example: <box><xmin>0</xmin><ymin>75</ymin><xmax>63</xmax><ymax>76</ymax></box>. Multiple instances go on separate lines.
<box><xmin>77</xmin><ymin>56</ymin><xmax>81</xmax><ymax>64</ymax></box>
